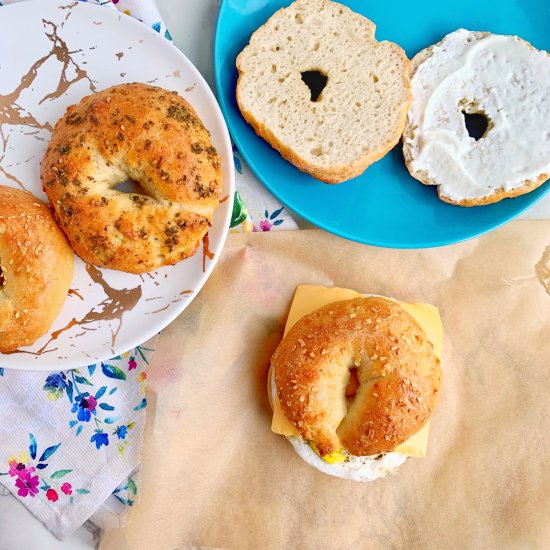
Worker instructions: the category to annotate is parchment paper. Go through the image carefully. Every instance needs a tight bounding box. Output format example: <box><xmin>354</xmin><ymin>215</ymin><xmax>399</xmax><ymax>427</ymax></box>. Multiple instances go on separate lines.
<box><xmin>101</xmin><ymin>222</ymin><xmax>550</xmax><ymax>550</ymax></box>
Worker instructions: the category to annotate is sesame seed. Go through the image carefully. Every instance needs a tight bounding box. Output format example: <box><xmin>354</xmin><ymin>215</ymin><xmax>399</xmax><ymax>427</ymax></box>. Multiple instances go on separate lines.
<box><xmin>298</xmin><ymin>338</ymin><xmax>305</xmax><ymax>347</ymax></box>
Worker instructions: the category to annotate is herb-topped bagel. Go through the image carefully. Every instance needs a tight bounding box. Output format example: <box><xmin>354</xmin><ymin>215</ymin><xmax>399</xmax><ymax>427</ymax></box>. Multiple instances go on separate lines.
<box><xmin>41</xmin><ymin>83</ymin><xmax>223</xmax><ymax>274</ymax></box>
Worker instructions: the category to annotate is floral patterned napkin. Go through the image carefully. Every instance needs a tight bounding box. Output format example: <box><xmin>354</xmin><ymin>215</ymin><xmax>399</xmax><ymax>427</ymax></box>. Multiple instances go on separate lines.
<box><xmin>0</xmin><ymin>347</ymin><xmax>152</xmax><ymax>538</ymax></box>
<box><xmin>0</xmin><ymin>0</ymin><xmax>297</xmax><ymax>541</ymax></box>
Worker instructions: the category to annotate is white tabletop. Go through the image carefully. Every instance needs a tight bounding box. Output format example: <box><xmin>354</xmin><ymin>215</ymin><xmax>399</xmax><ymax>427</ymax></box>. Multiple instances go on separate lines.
<box><xmin>2</xmin><ymin>0</ymin><xmax>549</xmax><ymax>548</ymax></box>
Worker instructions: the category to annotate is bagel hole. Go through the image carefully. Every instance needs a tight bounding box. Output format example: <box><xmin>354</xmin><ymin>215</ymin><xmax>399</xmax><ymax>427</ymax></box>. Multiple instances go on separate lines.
<box><xmin>114</xmin><ymin>178</ymin><xmax>152</xmax><ymax>198</ymax></box>
<box><xmin>0</xmin><ymin>266</ymin><xmax>4</xmax><ymax>288</ymax></box>
<box><xmin>345</xmin><ymin>367</ymin><xmax>360</xmax><ymax>402</ymax></box>
<box><xmin>300</xmin><ymin>70</ymin><xmax>328</xmax><ymax>102</ymax></box>
<box><xmin>462</xmin><ymin>110</ymin><xmax>491</xmax><ymax>141</ymax></box>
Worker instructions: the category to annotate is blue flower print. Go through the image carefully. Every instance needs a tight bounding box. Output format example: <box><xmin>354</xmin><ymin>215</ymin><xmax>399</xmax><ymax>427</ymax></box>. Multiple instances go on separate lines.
<box><xmin>114</xmin><ymin>425</ymin><xmax>127</xmax><ymax>440</ymax></box>
<box><xmin>71</xmin><ymin>394</ymin><xmax>97</xmax><ymax>422</ymax></box>
<box><xmin>43</xmin><ymin>373</ymin><xmax>67</xmax><ymax>401</ymax></box>
<box><xmin>90</xmin><ymin>431</ymin><xmax>109</xmax><ymax>449</ymax></box>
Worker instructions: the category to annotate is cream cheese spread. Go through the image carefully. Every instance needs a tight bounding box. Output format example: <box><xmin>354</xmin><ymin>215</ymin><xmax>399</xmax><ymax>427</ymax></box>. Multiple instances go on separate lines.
<box><xmin>406</xmin><ymin>29</ymin><xmax>550</xmax><ymax>203</ymax></box>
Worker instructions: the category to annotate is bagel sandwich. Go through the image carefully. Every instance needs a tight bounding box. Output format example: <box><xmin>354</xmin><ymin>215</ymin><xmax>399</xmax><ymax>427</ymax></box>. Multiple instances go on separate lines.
<box><xmin>268</xmin><ymin>285</ymin><xmax>443</xmax><ymax>482</ymax></box>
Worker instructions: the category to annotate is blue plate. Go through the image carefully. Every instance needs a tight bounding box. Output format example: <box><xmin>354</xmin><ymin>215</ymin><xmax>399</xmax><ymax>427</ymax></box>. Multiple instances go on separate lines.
<box><xmin>214</xmin><ymin>0</ymin><xmax>550</xmax><ymax>248</ymax></box>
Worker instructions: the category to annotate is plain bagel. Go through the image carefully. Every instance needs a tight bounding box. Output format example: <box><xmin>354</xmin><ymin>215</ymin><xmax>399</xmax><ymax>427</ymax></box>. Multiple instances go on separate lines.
<box><xmin>272</xmin><ymin>297</ymin><xmax>442</xmax><ymax>456</ymax></box>
<box><xmin>41</xmin><ymin>83</ymin><xmax>223</xmax><ymax>274</ymax></box>
<box><xmin>236</xmin><ymin>0</ymin><xmax>411</xmax><ymax>183</ymax></box>
<box><xmin>0</xmin><ymin>186</ymin><xmax>73</xmax><ymax>352</ymax></box>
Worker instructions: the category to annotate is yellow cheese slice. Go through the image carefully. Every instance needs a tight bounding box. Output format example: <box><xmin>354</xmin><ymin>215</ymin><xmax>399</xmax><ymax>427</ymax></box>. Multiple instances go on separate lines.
<box><xmin>271</xmin><ymin>285</ymin><xmax>443</xmax><ymax>458</ymax></box>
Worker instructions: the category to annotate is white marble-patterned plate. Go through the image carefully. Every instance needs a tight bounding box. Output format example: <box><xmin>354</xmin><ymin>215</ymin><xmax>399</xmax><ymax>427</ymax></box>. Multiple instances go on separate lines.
<box><xmin>0</xmin><ymin>0</ymin><xmax>234</xmax><ymax>370</ymax></box>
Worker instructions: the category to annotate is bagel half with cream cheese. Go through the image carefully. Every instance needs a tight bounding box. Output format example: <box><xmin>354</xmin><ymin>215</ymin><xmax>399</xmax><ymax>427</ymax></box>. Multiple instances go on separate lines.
<box><xmin>269</xmin><ymin>285</ymin><xmax>443</xmax><ymax>482</ymax></box>
<box><xmin>403</xmin><ymin>29</ymin><xmax>550</xmax><ymax>206</ymax></box>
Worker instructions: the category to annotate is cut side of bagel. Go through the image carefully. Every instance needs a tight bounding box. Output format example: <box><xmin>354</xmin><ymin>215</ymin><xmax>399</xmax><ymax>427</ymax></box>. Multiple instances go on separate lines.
<box><xmin>403</xmin><ymin>29</ymin><xmax>550</xmax><ymax>206</ymax></box>
<box><xmin>236</xmin><ymin>0</ymin><xmax>411</xmax><ymax>183</ymax></box>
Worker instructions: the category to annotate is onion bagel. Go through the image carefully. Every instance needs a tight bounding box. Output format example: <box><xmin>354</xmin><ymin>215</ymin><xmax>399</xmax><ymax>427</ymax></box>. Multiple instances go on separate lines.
<box><xmin>41</xmin><ymin>83</ymin><xmax>223</xmax><ymax>274</ymax></box>
<box><xmin>272</xmin><ymin>296</ymin><xmax>442</xmax><ymax>457</ymax></box>
<box><xmin>0</xmin><ymin>186</ymin><xmax>73</xmax><ymax>352</ymax></box>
